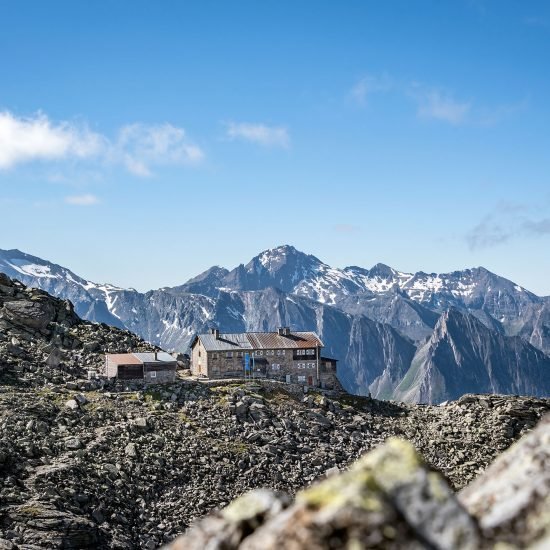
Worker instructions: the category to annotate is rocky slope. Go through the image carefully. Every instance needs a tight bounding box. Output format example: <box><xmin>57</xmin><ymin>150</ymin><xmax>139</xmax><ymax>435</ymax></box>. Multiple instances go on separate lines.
<box><xmin>167</xmin><ymin>414</ymin><xmax>550</xmax><ymax>549</ymax></box>
<box><xmin>1</xmin><ymin>246</ymin><xmax>550</xmax><ymax>404</ymax></box>
<box><xmin>1</xmin><ymin>274</ymin><xmax>550</xmax><ymax>548</ymax></box>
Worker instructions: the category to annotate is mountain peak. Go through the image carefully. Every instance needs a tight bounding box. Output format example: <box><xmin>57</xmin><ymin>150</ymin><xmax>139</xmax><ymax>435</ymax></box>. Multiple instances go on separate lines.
<box><xmin>368</xmin><ymin>263</ymin><xmax>397</xmax><ymax>278</ymax></box>
<box><xmin>255</xmin><ymin>245</ymin><xmax>319</xmax><ymax>265</ymax></box>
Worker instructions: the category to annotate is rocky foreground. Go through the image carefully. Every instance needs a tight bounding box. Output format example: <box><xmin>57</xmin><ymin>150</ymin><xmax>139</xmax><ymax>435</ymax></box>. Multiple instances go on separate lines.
<box><xmin>168</xmin><ymin>415</ymin><xmax>550</xmax><ymax>549</ymax></box>
<box><xmin>1</xmin><ymin>272</ymin><xmax>550</xmax><ymax>549</ymax></box>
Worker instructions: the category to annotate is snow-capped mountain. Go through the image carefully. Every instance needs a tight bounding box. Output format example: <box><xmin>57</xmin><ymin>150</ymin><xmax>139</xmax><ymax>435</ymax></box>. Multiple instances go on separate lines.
<box><xmin>1</xmin><ymin>245</ymin><xmax>549</xmax><ymax>403</ymax></box>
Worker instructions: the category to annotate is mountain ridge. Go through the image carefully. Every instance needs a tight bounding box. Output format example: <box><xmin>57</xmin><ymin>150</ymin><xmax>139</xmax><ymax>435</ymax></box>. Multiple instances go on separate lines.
<box><xmin>1</xmin><ymin>245</ymin><xmax>549</xmax><ymax>403</ymax></box>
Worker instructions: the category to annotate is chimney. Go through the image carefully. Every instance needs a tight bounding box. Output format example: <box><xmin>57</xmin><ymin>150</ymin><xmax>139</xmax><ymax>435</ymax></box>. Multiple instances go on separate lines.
<box><xmin>154</xmin><ymin>351</ymin><xmax>158</xmax><ymax>361</ymax></box>
<box><xmin>210</xmin><ymin>327</ymin><xmax>220</xmax><ymax>339</ymax></box>
<box><xmin>278</xmin><ymin>326</ymin><xmax>290</xmax><ymax>336</ymax></box>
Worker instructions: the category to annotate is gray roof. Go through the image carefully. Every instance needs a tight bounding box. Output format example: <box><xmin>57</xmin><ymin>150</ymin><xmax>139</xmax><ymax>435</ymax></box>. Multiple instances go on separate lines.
<box><xmin>198</xmin><ymin>333</ymin><xmax>254</xmax><ymax>352</ymax></box>
<box><xmin>196</xmin><ymin>331</ymin><xmax>323</xmax><ymax>352</ymax></box>
<box><xmin>132</xmin><ymin>352</ymin><xmax>176</xmax><ymax>364</ymax></box>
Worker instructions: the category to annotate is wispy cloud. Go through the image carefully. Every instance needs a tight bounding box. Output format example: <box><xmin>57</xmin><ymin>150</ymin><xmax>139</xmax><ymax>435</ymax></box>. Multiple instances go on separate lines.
<box><xmin>0</xmin><ymin>110</ymin><xmax>204</xmax><ymax>176</ymax></box>
<box><xmin>349</xmin><ymin>74</ymin><xmax>392</xmax><ymax>106</ymax></box>
<box><xmin>225</xmin><ymin>122</ymin><xmax>290</xmax><ymax>148</ymax></box>
<box><xmin>466</xmin><ymin>201</ymin><xmax>550</xmax><ymax>249</ymax></box>
<box><xmin>412</xmin><ymin>88</ymin><xmax>471</xmax><ymax>125</ymax></box>
<box><xmin>116</xmin><ymin>123</ymin><xmax>204</xmax><ymax>177</ymax></box>
<box><xmin>64</xmin><ymin>194</ymin><xmax>100</xmax><ymax>206</ymax></box>
<box><xmin>409</xmin><ymin>84</ymin><xmax>527</xmax><ymax>127</ymax></box>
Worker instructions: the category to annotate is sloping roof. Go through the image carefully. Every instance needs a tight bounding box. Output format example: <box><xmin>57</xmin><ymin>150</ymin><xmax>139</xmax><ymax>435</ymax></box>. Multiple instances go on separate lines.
<box><xmin>106</xmin><ymin>353</ymin><xmax>142</xmax><ymax>365</ymax></box>
<box><xmin>106</xmin><ymin>352</ymin><xmax>176</xmax><ymax>365</ymax></box>
<box><xmin>197</xmin><ymin>332</ymin><xmax>254</xmax><ymax>352</ymax></box>
<box><xmin>247</xmin><ymin>331</ymin><xmax>323</xmax><ymax>349</ymax></box>
<box><xmin>132</xmin><ymin>352</ymin><xmax>177</xmax><ymax>364</ymax></box>
<box><xmin>195</xmin><ymin>331</ymin><xmax>323</xmax><ymax>352</ymax></box>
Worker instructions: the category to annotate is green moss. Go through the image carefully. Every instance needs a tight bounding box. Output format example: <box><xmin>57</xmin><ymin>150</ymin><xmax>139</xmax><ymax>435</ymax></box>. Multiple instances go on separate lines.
<box><xmin>144</xmin><ymin>390</ymin><xmax>162</xmax><ymax>402</ymax></box>
<box><xmin>298</xmin><ymin>439</ymin><xmax>424</xmax><ymax>515</ymax></box>
<box><xmin>299</xmin><ymin>469</ymin><xmax>382</xmax><ymax>512</ymax></box>
<box><xmin>19</xmin><ymin>505</ymin><xmax>44</xmax><ymax>517</ymax></box>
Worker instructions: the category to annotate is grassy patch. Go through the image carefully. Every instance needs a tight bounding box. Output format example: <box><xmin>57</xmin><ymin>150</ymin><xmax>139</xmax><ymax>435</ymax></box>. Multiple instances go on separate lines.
<box><xmin>143</xmin><ymin>390</ymin><xmax>162</xmax><ymax>402</ymax></box>
<box><xmin>19</xmin><ymin>504</ymin><xmax>44</xmax><ymax>517</ymax></box>
<box><xmin>338</xmin><ymin>394</ymin><xmax>372</xmax><ymax>410</ymax></box>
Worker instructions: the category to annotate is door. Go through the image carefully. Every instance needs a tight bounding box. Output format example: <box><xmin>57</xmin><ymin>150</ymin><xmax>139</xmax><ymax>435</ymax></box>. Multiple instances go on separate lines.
<box><xmin>307</xmin><ymin>375</ymin><xmax>313</xmax><ymax>386</ymax></box>
<box><xmin>285</xmin><ymin>374</ymin><xmax>291</xmax><ymax>383</ymax></box>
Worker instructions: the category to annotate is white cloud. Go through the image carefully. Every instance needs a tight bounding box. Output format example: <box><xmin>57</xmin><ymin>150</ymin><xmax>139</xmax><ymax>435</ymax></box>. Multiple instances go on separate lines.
<box><xmin>116</xmin><ymin>123</ymin><xmax>204</xmax><ymax>177</ymax></box>
<box><xmin>0</xmin><ymin>111</ymin><xmax>104</xmax><ymax>169</ymax></box>
<box><xmin>414</xmin><ymin>89</ymin><xmax>471</xmax><ymax>125</ymax></box>
<box><xmin>225</xmin><ymin>122</ymin><xmax>289</xmax><ymax>148</ymax></box>
<box><xmin>64</xmin><ymin>194</ymin><xmax>100</xmax><ymax>206</ymax></box>
<box><xmin>0</xmin><ymin>110</ymin><xmax>204</xmax><ymax>176</ymax></box>
<box><xmin>349</xmin><ymin>75</ymin><xmax>391</xmax><ymax>106</ymax></box>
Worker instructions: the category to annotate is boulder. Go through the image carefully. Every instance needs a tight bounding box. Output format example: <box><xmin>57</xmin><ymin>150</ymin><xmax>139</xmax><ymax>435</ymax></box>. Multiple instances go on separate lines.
<box><xmin>2</xmin><ymin>299</ymin><xmax>56</xmax><ymax>330</ymax></box>
<box><xmin>459</xmin><ymin>413</ymin><xmax>550</xmax><ymax>547</ymax></box>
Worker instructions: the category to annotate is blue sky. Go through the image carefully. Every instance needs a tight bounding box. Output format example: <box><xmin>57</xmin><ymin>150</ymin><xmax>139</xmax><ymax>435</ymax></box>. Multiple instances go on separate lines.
<box><xmin>1</xmin><ymin>0</ymin><xmax>550</xmax><ymax>294</ymax></box>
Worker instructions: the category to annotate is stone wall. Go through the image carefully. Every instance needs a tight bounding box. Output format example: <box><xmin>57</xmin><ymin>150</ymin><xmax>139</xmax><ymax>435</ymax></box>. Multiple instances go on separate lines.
<box><xmin>144</xmin><ymin>367</ymin><xmax>176</xmax><ymax>384</ymax></box>
<box><xmin>191</xmin><ymin>341</ymin><xmax>208</xmax><ymax>376</ymax></box>
<box><xmin>207</xmin><ymin>348</ymin><xmax>324</xmax><ymax>386</ymax></box>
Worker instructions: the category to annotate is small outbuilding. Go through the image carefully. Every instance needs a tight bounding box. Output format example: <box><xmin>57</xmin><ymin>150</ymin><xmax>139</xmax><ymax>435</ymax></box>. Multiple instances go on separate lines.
<box><xmin>105</xmin><ymin>351</ymin><xmax>177</xmax><ymax>384</ymax></box>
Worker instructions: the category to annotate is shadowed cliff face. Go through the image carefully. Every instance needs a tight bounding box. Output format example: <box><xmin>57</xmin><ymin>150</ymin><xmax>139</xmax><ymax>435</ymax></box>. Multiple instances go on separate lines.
<box><xmin>390</xmin><ymin>308</ymin><xmax>550</xmax><ymax>404</ymax></box>
<box><xmin>2</xmin><ymin>246</ymin><xmax>550</xmax><ymax>404</ymax></box>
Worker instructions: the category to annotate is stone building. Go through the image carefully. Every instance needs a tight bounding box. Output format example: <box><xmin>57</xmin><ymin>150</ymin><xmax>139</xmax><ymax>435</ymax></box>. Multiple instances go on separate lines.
<box><xmin>105</xmin><ymin>351</ymin><xmax>177</xmax><ymax>384</ymax></box>
<box><xmin>190</xmin><ymin>327</ymin><xmax>339</xmax><ymax>389</ymax></box>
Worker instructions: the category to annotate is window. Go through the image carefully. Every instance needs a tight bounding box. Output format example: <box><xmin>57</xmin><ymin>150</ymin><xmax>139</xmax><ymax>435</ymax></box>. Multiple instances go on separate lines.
<box><xmin>150</xmin><ymin>371</ymin><xmax>157</xmax><ymax>379</ymax></box>
<box><xmin>212</xmin><ymin>353</ymin><xmax>218</xmax><ymax>360</ymax></box>
<box><xmin>226</xmin><ymin>351</ymin><xmax>233</xmax><ymax>358</ymax></box>
<box><xmin>307</xmin><ymin>349</ymin><xmax>314</xmax><ymax>355</ymax></box>
<box><xmin>308</xmin><ymin>362</ymin><xmax>315</xmax><ymax>369</ymax></box>
<box><xmin>281</xmin><ymin>350</ymin><xmax>286</xmax><ymax>356</ymax></box>
<box><xmin>298</xmin><ymin>375</ymin><xmax>305</xmax><ymax>383</ymax></box>
<box><xmin>237</xmin><ymin>351</ymin><xmax>243</xmax><ymax>358</ymax></box>
<box><xmin>256</xmin><ymin>350</ymin><xmax>263</xmax><ymax>356</ymax></box>
<box><xmin>271</xmin><ymin>363</ymin><xmax>280</xmax><ymax>371</ymax></box>
<box><xmin>199</xmin><ymin>350</ymin><xmax>201</xmax><ymax>357</ymax></box>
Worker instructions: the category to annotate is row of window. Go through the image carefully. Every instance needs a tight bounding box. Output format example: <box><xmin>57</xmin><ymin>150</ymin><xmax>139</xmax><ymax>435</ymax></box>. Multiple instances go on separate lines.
<box><xmin>209</xmin><ymin>349</ymin><xmax>317</xmax><ymax>359</ymax></box>
<box><xmin>255</xmin><ymin>349</ymin><xmax>286</xmax><ymax>356</ymax></box>
<box><xmin>297</xmin><ymin>362</ymin><xmax>316</xmax><ymax>369</ymax></box>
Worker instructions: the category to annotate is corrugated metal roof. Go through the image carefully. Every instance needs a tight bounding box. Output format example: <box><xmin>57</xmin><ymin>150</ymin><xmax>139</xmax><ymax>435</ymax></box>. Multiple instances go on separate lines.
<box><xmin>199</xmin><ymin>333</ymin><xmax>254</xmax><ymax>352</ymax></box>
<box><xmin>106</xmin><ymin>353</ymin><xmax>142</xmax><ymax>365</ymax></box>
<box><xmin>132</xmin><ymin>352</ymin><xmax>176</xmax><ymax>363</ymax></box>
<box><xmin>197</xmin><ymin>331</ymin><xmax>323</xmax><ymax>351</ymax></box>
<box><xmin>247</xmin><ymin>331</ymin><xmax>323</xmax><ymax>349</ymax></box>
